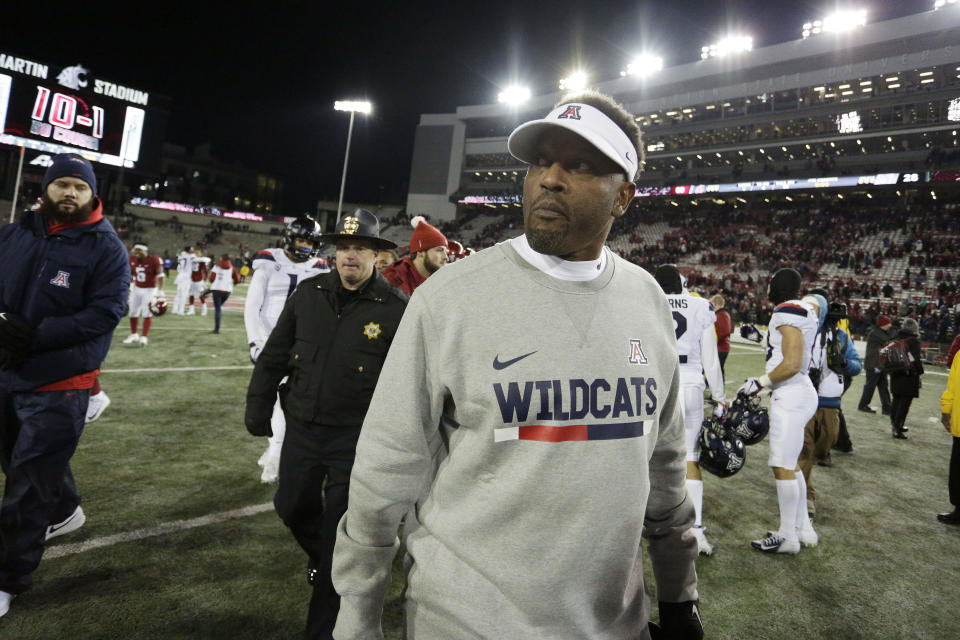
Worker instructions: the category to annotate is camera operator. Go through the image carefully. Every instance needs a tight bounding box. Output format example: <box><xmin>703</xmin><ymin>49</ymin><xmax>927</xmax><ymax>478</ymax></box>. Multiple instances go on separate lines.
<box><xmin>799</xmin><ymin>294</ymin><xmax>862</xmax><ymax>522</ymax></box>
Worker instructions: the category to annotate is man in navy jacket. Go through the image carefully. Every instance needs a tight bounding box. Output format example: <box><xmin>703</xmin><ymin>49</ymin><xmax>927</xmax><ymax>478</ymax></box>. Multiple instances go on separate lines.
<box><xmin>0</xmin><ymin>154</ymin><xmax>129</xmax><ymax>616</ymax></box>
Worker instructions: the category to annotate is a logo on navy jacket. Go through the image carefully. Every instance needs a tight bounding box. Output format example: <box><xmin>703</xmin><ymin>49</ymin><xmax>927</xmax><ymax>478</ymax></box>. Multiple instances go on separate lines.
<box><xmin>492</xmin><ymin>375</ymin><xmax>658</xmax><ymax>443</ymax></box>
<box><xmin>49</xmin><ymin>270</ymin><xmax>71</xmax><ymax>288</ymax></box>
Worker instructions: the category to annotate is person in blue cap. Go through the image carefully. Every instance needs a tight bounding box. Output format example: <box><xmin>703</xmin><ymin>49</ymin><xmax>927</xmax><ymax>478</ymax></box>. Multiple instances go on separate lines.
<box><xmin>0</xmin><ymin>153</ymin><xmax>129</xmax><ymax>617</ymax></box>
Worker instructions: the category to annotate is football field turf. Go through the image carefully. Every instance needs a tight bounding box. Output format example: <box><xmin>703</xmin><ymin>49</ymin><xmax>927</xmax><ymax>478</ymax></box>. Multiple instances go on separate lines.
<box><xmin>2</xmin><ymin>297</ymin><xmax>957</xmax><ymax>639</ymax></box>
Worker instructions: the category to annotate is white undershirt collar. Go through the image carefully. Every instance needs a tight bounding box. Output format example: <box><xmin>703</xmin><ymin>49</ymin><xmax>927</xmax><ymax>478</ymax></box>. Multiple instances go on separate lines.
<box><xmin>510</xmin><ymin>234</ymin><xmax>607</xmax><ymax>281</ymax></box>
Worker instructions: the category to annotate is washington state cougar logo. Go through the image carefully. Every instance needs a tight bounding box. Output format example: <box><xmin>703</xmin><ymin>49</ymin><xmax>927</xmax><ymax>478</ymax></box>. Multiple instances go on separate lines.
<box><xmin>57</xmin><ymin>64</ymin><xmax>90</xmax><ymax>90</ymax></box>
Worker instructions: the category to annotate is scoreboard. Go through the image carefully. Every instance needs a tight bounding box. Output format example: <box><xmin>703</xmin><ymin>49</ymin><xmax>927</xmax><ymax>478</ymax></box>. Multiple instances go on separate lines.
<box><xmin>0</xmin><ymin>52</ymin><xmax>148</xmax><ymax>168</ymax></box>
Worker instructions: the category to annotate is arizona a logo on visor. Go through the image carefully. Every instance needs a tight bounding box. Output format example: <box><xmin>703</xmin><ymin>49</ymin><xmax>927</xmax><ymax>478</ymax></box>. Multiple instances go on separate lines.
<box><xmin>557</xmin><ymin>105</ymin><xmax>582</xmax><ymax>120</ymax></box>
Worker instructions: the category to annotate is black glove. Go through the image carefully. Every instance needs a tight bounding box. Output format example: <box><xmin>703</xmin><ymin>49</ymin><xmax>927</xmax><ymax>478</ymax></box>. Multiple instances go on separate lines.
<box><xmin>0</xmin><ymin>312</ymin><xmax>35</xmax><ymax>349</ymax></box>
<box><xmin>244</xmin><ymin>401</ymin><xmax>274</xmax><ymax>437</ymax></box>
<box><xmin>651</xmin><ymin>601</ymin><xmax>704</xmax><ymax>640</ymax></box>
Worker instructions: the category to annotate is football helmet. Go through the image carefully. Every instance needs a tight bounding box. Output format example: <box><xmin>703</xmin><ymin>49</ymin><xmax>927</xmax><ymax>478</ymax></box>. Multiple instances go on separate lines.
<box><xmin>698</xmin><ymin>416</ymin><xmax>746</xmax><ymax>478</ymax></box>
<box><xmin>148</xmin><ymin>297</ymin><xmax>168</xmax><ymax>316</ymax></box>
<box><xmin>739</xmin><ymin>324</ymin><xmax>763</xmax><ymax>343</ymax></box>
<box><xmin>283</xmin><ymin>216</ymin><xmax>323</xmax><ymax>262</ymax></box>
<box><xmin>725</xmin><ymin>393</ymin><xmax>770</xmax><ymax>446</ymax></box>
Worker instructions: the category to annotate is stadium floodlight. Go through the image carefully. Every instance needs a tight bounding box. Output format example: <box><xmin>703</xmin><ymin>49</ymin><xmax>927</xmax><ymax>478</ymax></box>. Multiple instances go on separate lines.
<box><xmin>333</xmin><ymin>100</ymin><xmax>373</xmax><ymax>220</ymax></box>
<box><xmin>620</xmin><ymin>54</ymin><xmax>664</xmax><ymax>77</ymax></box>
<box><xmin>700</xmin><ymin>36</ymin><xmax>753</xmax><ymax>59</ymax></box>
<box><xmin>497</xmin><ymin>85</ymin><xmax>531</xmax><ymax>106</ymax></box>
<box><xmin>935</xmin><ymin>0</ymin><xmax>958</xmax><ymax>9</ymax></box>
<box><xmin>802</xmin><ymin>9</ymin><xmax>867</xmax><ymax>38</ymax></box>
<box><xmin>559</xmin><ymin>71</ymin><xmax>588</xmax><ymax>91</ymax></box>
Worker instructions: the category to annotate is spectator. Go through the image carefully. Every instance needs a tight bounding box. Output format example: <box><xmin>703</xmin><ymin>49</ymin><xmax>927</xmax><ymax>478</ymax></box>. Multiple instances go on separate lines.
<box><xmin>374</xmin><ymin>248</ymin><xmax>398</xmax><ymax>272</ymax></box>
<box><xmin>858</xmin><ymin>316</ymin><xmax>894</xmax><ymax>415</ymax></box>
<box><xmin>798</xmin><ymin>294</ymin><xmax>861</xmax><ymax>516</ymax></box>
<box><xmin>889</xmin><ymin>318</ymin><xmax>925</xmax><ymax>440</ymax></box>
<box><xmin>711</xmin><ymin>294</ymin><xmax>732</xmax><ymax>377</ymax></box>
<box><xmin>207</xmin><ymin>253</ymin><xmax>239</xmax><ymax>334</ymax></box>
<box><xmin>381</xmin><ymin>216</ymin><xmax>449</xmax><ymax>294</ymax></box>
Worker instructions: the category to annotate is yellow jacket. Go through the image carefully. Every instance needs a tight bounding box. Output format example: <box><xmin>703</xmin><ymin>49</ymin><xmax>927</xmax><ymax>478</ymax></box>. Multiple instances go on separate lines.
<box><xmin>941</xmin><ymin>355</ymin><xmax>960</xmax><ymax>437</ymax></box>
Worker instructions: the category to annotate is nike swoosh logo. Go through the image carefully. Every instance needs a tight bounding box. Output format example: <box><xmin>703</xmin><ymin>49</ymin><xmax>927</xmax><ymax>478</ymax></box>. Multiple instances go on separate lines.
<box><xmin>48</xmin><ymin>515</ymin><xmax>77</xmax><ymax>533</ymax></box>
<box><xmin>493</xmin><ymin>351</ymin><xmax>537</xmax><ymax>370</ymax></box>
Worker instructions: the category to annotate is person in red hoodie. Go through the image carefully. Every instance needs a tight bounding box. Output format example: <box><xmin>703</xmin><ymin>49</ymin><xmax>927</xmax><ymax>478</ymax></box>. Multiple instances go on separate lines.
<box><xmin>207</xmin><ymin>254</ymin><xmax>240</xmax><ymax>333</ymax></box>
<box><xmin>381</xmin><ymin>216</ymin><xmax>448</xmax><ymax>294</ymax></box>
<box><xmin>711</xmin><ymin>294</ymin><xmax>732</xmax><ymax>378</ymax></box>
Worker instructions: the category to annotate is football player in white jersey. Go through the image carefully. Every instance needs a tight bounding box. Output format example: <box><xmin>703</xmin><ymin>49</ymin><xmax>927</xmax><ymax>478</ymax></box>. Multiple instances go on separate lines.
<box><xmin>244</xmin><ymin>217</ymin><xmax>329</xmax><ymax>483</ymax></box>
<box><xmin>173</xmin><ymin>246</ymin><xmax>194</xmax><ymax>315</ymax></box>
<box><xmin>738</xmin><ymin>268</ymin><xmax>819</xmax><ymax>554</ymax></box>
<box><xmin>654</xmin><ymin>264</ymin><xmax>726</xmax><ymax>555</ymax></box>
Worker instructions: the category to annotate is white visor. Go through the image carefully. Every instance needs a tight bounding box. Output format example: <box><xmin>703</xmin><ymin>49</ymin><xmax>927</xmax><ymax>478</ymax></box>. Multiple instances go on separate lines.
<box><xmin>507</xmin><ymin>103</ymin><xmax>638</xmax><ymax>180</ymax></box>
<box><xmin>133</xmin><ymin>243</ymin><xmax>148</xmax><ymax>251</ymax></box>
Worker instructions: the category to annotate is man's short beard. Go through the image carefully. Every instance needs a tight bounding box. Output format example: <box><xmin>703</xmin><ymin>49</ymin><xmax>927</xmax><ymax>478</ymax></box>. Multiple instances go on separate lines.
<box><xmin>525</xmin><ymin>228</ymin><xmax>566</xmax><ymax>256</ymax></box>
<box><xmin>39</xmin><ymin>193</ymin><xmax>95</xmax><ymax>225</ymax></box>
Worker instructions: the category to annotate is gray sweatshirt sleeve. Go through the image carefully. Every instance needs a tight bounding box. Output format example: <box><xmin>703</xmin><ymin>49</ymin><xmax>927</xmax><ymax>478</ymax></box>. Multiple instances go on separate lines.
<box><xmin>332</xmin><ymin>293</ymin><xmax>446</xmax><ymax>639</ymax></box>
<box><xmin>643</xmin><ymin>363</ymin><xmax>700</xmax><ymax>603</ymax></box>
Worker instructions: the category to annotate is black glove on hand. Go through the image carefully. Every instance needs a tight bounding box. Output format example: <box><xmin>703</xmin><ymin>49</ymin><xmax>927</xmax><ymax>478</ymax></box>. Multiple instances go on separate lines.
<box><xmin>651</xmin><ymin>601</ymin><xmax>704</xmax><ymax>640</ymax></box>
<box><xmin>0</xmin><ymin>312</ymin><xmax>35</xmax><ymax>350</ymax></box>
<box><xmin>244</xmin><ymin>402</ymin><xmax>274</xmax><ymax>437</ymax></box>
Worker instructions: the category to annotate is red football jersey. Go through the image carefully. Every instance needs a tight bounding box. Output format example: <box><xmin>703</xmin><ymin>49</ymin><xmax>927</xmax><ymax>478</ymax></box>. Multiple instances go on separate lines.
<box><xmin>130</xmin><ymin>254</ymin><xmax>163</xmax><ymax>289</ymax></box>
<box><xmin>191</xmin><ymin>260</ymin><xmax>208</xmax><ymax>282</ymax></box>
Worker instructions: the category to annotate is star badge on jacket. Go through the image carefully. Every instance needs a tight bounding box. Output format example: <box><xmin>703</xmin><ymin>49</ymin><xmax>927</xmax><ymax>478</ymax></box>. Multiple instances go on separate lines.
<box><xmin>363</xmin><ymin>322</ymin><xmax>382</xmax><ymax>340</ymax></box>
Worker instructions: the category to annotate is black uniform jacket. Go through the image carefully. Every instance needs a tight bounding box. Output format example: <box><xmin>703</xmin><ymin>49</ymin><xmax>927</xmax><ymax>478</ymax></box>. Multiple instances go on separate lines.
<box><xmin>245</xmin><ymin>269</ymin><xmax>408</xmax><ymax>432</ymax></box>
<box><xmin>889</xmin><ymin>331</ymin><xmax>925</xmax><ymax>399</ymax></box>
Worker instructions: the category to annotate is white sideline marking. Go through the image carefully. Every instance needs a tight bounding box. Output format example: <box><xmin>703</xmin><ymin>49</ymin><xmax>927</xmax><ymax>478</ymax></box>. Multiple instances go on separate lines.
<box><xmin>45</xmin><ymin>503</ymin><xmax>274</xmax><ymax>560</ymax></box>
<box><xmin>137</xmin><ymin>327</ymin><xmax>245</xmax><ymax>332</ymax></box>
<box><xmin>101</xmin><ymin>365</ymin><xmax>253</xmax><ymax>373</ymax></box>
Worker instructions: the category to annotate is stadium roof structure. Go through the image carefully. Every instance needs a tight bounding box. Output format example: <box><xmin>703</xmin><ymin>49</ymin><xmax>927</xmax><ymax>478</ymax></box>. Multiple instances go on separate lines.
<box><xmin>407</xmin><ymin>8</ymin><xmax>960</xmax><ymax>221</ymax></box>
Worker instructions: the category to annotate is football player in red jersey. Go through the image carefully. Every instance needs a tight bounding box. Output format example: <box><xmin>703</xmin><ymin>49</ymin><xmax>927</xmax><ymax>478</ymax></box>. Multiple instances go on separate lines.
<box><xmin>186</xmin><ymin>248</ymin><xmax>210</xmax><ymax>316</ymax></box>
<box><xmin>122</xmin><ymin>244</ymin><xmax>164</xmax><ymax>347</ymax></box>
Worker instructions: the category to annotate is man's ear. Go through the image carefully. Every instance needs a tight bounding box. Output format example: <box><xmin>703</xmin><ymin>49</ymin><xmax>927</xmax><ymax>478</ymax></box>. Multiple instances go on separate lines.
<box><xmin>612</xmin><ymin>180</ymin><xmax>636</xmax><ymax>219</ymax></box>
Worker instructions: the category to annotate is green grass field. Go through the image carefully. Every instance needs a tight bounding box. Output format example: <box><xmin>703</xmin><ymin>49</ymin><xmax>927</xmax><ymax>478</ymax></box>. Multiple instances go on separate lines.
<box><xmin>2</xmin><ymin>294</ymin><xmax>957</xmax><ymax>639</ymax></box>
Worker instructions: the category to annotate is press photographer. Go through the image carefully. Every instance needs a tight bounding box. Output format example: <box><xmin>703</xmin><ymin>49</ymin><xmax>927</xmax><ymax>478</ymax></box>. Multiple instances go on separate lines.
<box><xmin>798</xmin><ymin>293</ymin><xmax>862</xmax><ymax>518</ymax></box>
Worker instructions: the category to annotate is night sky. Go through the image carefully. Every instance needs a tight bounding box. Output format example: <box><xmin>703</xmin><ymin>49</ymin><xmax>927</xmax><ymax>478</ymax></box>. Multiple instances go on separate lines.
<box><xmin>2</xmin><ymin>1</ymin><xmax>937</xmax><ymax>212</ymax></box>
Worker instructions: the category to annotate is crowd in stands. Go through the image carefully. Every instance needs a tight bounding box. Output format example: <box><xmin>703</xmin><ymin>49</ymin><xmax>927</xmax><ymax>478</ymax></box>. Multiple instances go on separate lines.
<box><xmin>606</xmin><ymin>199</ymin><xmax>960</xmax><ymax>346</ymax></box>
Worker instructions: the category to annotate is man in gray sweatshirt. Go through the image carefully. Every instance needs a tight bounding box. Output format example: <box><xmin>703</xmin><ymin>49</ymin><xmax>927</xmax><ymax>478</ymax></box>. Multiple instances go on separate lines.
<box><xmin>332</xmin><ymin>91</ymin><xmax>702</xmax><ymax>640</ymax></box>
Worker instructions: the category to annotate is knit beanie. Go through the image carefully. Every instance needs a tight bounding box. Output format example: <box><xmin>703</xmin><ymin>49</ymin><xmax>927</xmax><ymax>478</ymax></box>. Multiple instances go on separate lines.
<box><xmin>877</xmin><ymin>315</ymin><xmax>892</xmax><ymax>328</ymax></box>
<box><xmin>768</xmin><ymin>268</ymin><xmax>801</xmax><ymax>304</ymax></box>
<box><xmin>653</xmin><ymin>264</ymin><xmax>683</xmax><ymax>294</ymax></box>
<box><xmin>409</xmin><ymin>216</ymin><xmax>447</xmax><ymax>253</ymax></box>
<box><xmin>42</xmin><ymin>153</ymin><xmax>97</xmax><ymax>194</ymax></box>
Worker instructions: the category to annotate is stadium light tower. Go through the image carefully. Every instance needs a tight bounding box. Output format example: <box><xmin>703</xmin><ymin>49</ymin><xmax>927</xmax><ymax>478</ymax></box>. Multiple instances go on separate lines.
<box><xmin>559</xmin><ymin>71</ymin><xmax>588</xmax><ymax>92</ymax></box>
<box><xmin>802</xmin><ymin>9</ymin><xmax>868</xmax><ymax>38</ymax></box>
<box><xmin>497</xmin><ymin>85</ymin><xmax>531</xmax><ymax>106</ymax></box>
<box><xmin>620</xmin><ymin>54</ymin><xmax>664</xmax><ymax>77</ymax></box>
<box><xmin>700</xmin><ymin>35</ymin><xmax>753</xmax><ymax>59</ymax></box>
<box><xmin>333</xmin><ymin>100</ymin><xmax>372</xmax><ymax>221</ymax></box>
